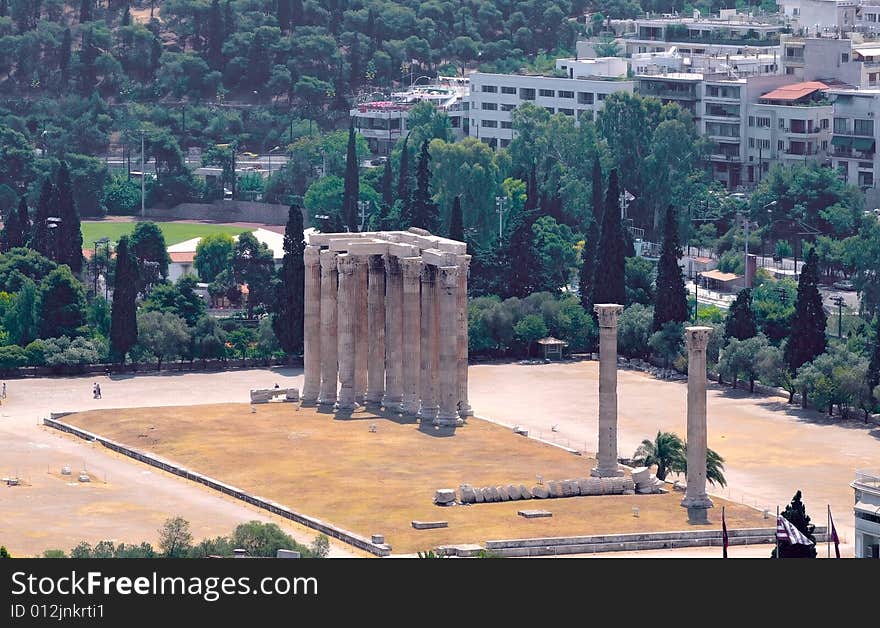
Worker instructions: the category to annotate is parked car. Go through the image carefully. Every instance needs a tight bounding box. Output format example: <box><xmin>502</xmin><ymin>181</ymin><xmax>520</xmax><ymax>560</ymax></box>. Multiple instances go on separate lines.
<box><xmin>832</xmin><ymin>280</ymin><xmax>855</xmax><ymax>291</ymax></box>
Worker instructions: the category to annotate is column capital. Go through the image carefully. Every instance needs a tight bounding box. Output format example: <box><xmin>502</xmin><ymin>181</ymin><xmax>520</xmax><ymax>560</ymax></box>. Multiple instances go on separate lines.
<box><xmin>420</xmin><ymin>263</ymin><xmax>436</xmax><ymax>283</ymax></box>
<box><xmin>594</xmin><ymin>303</ymin><xmax>623</xmax><ymax>328</ymax></box>
<box><xmin>305</xmin><ymin>245</ymin><xmax>321</xmax><ymax>264</ymax></box>
<box><xmin>319</xmin><ymin>249</ymin><xmax>338</xmax><ymax>272</ymax></box>
<box><xmin>438</xmin><ymin>265</ymin><xmax>459</xmax><ymax>288</ymax></box>
<box><xmin>456</xmin><ymin>254</ymin><xmax>471</xmax><ymax>270</ymax></box>
<box><xmin>368</xmin><ymin>254</ymin><xmax>385</xmax><ymax>273</ymax></box>
<box><xmin>337</xmin><ymin>253</ymin><xmax>357</xmax><ymax>275</ymax></box>
<box><xmin>401</xmin><ymin>257</ymin><xmax>422</xmax><ymax>280</ymax></box>
<box><xmin>384</xmin><ymin>254</ymin><xmax>402</xmax><ymax>276</ymax></box>
<box><xmin>685</xmin><ymin>326</ymin><xmax>713</xmax><ymax>352</ymax></box>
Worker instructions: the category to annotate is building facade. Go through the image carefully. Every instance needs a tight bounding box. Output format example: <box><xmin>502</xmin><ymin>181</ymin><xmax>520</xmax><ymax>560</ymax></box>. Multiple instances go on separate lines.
<box><xmin>851</xmin><ymin>469</ymin><xmax>880</xmax><ymax>558</ymax></box>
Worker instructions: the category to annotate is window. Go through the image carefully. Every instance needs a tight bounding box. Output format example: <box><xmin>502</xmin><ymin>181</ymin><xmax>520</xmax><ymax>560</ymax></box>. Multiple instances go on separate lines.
<box><xmin>748</xmin><ymin>116</ymin><xmax>755</xmax><ymax>127</ymax></box>
<box><xmin>842</xmin><ymin>53</ymin><xmax>850</xmax><ymax>63</ymax></box>
<box><xmin>481</xmin><ymin>102</ymin><xmax>498</xmax><ymax>110</ymax></box>
<box><xmin>778</xmin><ymin>140</ymin><xmax>784</xmax><ymax>150</ymax></box>
<box><xmin>597</xmin><ymin>93</ymin><xmax>606</xmax><ymax>101</ymax></box>
<box><xmin>786</xmin><ymin>67</ymin><xmax>795</xmax><ymax>75</ymax></box>
<box><xmin>520</xmin><ymin>88</ymin><xmax>536</xmax><ymax>100</ymax></box>
<box><xmin>756</xmin><ymin>117</ymin><xmax>771</xmax><ymax>128</ymax></box>
<box><xmin>481</xmin><ymin>85</ymin><xmax>498</xmax><ymax>93</ymax></box>
<box><xmin>481</xmin><ymin>120</ymin><xmax>498</xmax><ymax>128</ymax></box>
<box><xmin>500</xmin><ymin>138</ymin><xmax>511</xmax><ymax>148</ymax></box>
<box><xmin>822</xmin><ymin>140</ymin><xmax>828</xmax><ymax>150</ymax></box>
<box><xmin>501</xmin><ymin>86</ymin><xmax>516</xmax><ymax>94</ymax></box>
<box><xmin>501</xmin><ymin>121</ymin><xmax>513</xmax><ymax>129</ymax></box>
<box><xmin>544</xmin><ymin>107</ymin><xmax>554</xmax><ymax>114</ymax></box>
<box><xmin>759</xmin><ymin>139</ymin><xmax>770</xmax><ymax>150</ymax></box>
<box><xmin>860</xmin><ymin>161</ymin><xmax>873</xmax><ymax>168</ymax></box>
<box><xmin>501</xmin><ymin>103</ymin><xmax>516</xmax><ymax>112</ymax></box>
<box><xmin>854</xmin><ymin>119</ymin><xmax>874</xmax><ymax>136</ymax></box>
<box><xmin>578</xmin><ymin>92</ymin><xmax>594</xmax><ymax>104</ymax></box>
<box><xmin>859</xmin><ymin>171</ymin><xmax>874</xmax><ymax>187</ymax></box>
<box><xmin>834</xmin><ymin>117</ymin><xmax>849</xmax><ymax>134</ymax></box>
<box><xmin>821</xmin><ymin>118</ymin><xmax>829</xmax><ymax>129</ymax></box>
<box><xmin>749</xmin><ymin>137</ymin><xmax>755</xmax><ymax>148</ymax></box>
<box><xmin>779</xmin><ymin>118</ymin><xmax>785</xmax><ymax>129</ymax></box>
<box><xmin>558</xmin><ymin>90</ymin><xmax>574</xmax><ymax>99</ymax></box>
<box><xmin>559</xmin><ymin>108</ymin><xmax>574</xmax><ymax>116</ymax></box>
<box><xmin>539</xmin><ymin>89</ymin><xmax>555</xmax><ymax>97</ymax></box>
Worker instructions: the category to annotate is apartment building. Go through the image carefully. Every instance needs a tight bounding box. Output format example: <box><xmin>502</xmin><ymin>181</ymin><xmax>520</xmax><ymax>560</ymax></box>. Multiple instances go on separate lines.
<box><xmin>851</xmin><ymin>470</ymin><xmax>880</xmax><ymax>558</ymax></box>
<box><xmin>466</xmin><ymin>68</ymin><xmax>635</xmax><ymax>148</ymax></box>
<box><xmin>827</xmin><ymin>86</ymin><xmax>880</xmax><ymax>205</ymax></box>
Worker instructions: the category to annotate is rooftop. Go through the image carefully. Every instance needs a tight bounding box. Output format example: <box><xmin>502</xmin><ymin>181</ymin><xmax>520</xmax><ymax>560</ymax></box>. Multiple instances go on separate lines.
<box><xmin>760</xmin><ymin>81</ymin><xmax>830</xmax><ymax>102</ymax></box>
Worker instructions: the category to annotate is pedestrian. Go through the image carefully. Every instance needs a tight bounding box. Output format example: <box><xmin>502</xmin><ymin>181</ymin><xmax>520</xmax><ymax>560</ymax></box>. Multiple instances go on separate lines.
<box><xmin>274</xmin><ymin>383</ymin><xmax>280</xmax><ymax>389</ymax></box>
<box><xmin>1</xmin><ymin>382</ymin><xmax>5</xmax><ymax>399</ymax></box>
<box><xmin>92</xmin><ymin>383</ymin><xmax>98</xmax><ymax>399</ymax></box>
<box><xmin>96</xmin><ymin>384</ymin><xmax>102</xmax><ymax>399</ymax></box>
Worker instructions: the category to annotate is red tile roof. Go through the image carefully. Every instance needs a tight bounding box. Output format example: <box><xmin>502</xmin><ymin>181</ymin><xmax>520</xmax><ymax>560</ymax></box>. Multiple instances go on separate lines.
<box><xmin>169</xmin><ymin>251</ymin><xmax>195</xmax><ymax>263</ymax></box>
<box><xmin>760</xmin><ymin>81</ymin><xmax>829</xmax><ymax>102</ymax></box>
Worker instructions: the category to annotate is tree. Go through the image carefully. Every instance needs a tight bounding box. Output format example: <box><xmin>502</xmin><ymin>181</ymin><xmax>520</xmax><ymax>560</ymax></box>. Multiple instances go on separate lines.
<box><xmin>7</xmin><ymin>277</ymin><xmax>39</xmax><ymax>346</ymax></box>
<box><xmin>0</xmin><ymin>247</ymin><xmax>57</xmax><ymax>293</ymax></box>
<box><xmin>310</xmin><ymin>534</ymin><xmax>330</xmax><ymax>558</ymax></box>
<box><xmin>625</xmin><ymin>256</ymin><xmax>655</xmax><ymax>307</ymax></box>
<box><xmin>341</xmin><ymin>123</ymin><xmax>360</xmax><ymax>232</ymax></box>
<box><xmin>648</xmin><ymin>321</ymin><xmax>684</xmax><ymax>369</ymax></box>
<box><xmin>380</xmin><ymin>158</ymin><xmax>394</xmax><ymax>215</ymax></box>
<box><xmin>772</xmin><ymin>490</ymin><xmax>817</xmax><ymax>558</ymax></box>
<box><xmin>411</xmin><ymin>139</ymin><xmax>438</xmax><ymax>232</ymax></box>
<box><xmin>514</xmin><ymin>314</ymin><xmax>548</xmax><ymax>356</ymax></box>
<box><xmin>449</xmin><ymin>195</ymin><xmax>464</xmax><ymax>242</ymax></box>
<box><xmin>158</xmin><ymin>516</ymin><xmax>193</xmax><ymax>558</ymax></box>
<box><xmin>592</xmin><ymin>169</ymin><xmax>627</xmax><ymax>307</ymax></box>
<box><xmin>579</xmin><ymin>155</ymin><xmax>603</xmax><ymax>312</ymax></box>
<box><xmin>31</xmin><ymin>180</ymin><xmax>56</xmax><ymax>261</ymax></box>
<box><xmin>136</xmin><ymin>310</ymin><xmax>191</xmax><ymax>370</ymax></box>
<box><xmin>618</xmin><ymin>303</ymin><xmax>654</xmax><ymax>359</ymax></box>
<box><xmin>593</xmin><ymin>34</ymin><xmax>621</xmax><ymax>57</ymax></box>
<box><xmin>0</xmin><ymin>196</ymin><xmax>26</xmax><ymax>251</ymax></box>
<box><xmin>718</xmin><ymin>335</ymin><xmax>770</xmax><ymax>392</ymax></box>
<box><xmin>56</xmin><ymin>162</ymin><xmax>84</xmax><ymax>275</ymax></box>
<box><xmin>38</xmin><ymin>266</ymin><xmax>87</xmax><ymax>339</ymax></box>
<box><xmin>272</xmin><ymin>205</ymin><xmax>305</xmax><ymax>357</ymax></box>
<box><xmin>110</xmin><ymin>236</ymin><xmax>138</xmax><ymax>364</ymax></box>
<box><xmin>232</xmin><ymin>232</ymin><xmax>275</xmax><ymax>319</ymax></box>
<box><xmin>207</xmin><ymin>0</ymin><xmax>224</xmax><ymax>70</ymax></box>
<box><xmin>0</xmin><ymin>546</ymin><xmax>10</xmax><ymax>558</ymax></box>
<box><xmin>653</xmin><ymin>205</ymin><xmax>689</xmax><ymax>331</ymax></box>
<box><xmin>724</xmin><ymin>288</ymin><xmax>758</xmax><ymax>341</ymax></box>
<box><xmin>784</xmin><ymin>250</ymin><xmax>827</xmax><ymax>372</ymax></box>
<box><xmin>231</xmin><ymin>521</ymin><xmax>310</xmax><ymax>558</ymax></box>
<box><xmin>397</xmin><ymin>134</ymin><xmax>411</xmax><ymax>224</ymax></box>
<box><xmin>130</xmin><ymin>221</ymin><xmax>170</xmax><ymax>283</ymax></box>
<box><xmin>141</xmin><ymin>276</ymin><xmax>207</xmax><ymax>328</ymax></box>
<box><xmin>194</xmin><ymin>233</ymin><xmax>234</xmax><ymax>283</ymax></box>
<box><xmin>632</xmin><ymin>431</ymin><xmax>685</xmax><ymax>481</ymax></box>
<box><xmin>869</xmin><ymin>316</ymin><xmax>880</xmax><ymax>409</ymax></box>
<box><xmin>191</xmin><ymin>315</ymin><xmax>227</xmax><ymax>363</ymax></box>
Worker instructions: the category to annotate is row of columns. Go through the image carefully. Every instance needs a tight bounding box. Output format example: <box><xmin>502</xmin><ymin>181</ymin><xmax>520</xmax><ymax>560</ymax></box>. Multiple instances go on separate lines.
<box><xmin>301</xmin><ymin>245</ymin><xmax>472</xmax><ymax>427</ymax></box>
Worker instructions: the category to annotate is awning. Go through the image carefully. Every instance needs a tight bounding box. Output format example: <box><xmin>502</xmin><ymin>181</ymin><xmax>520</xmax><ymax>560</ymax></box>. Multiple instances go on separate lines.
<box><xmin>853</xmin><ymin>137</ymin><xmax>876</xmax><ymax>151</ymax></box>
<box><xmin>855</xmin><ymin>501</ymin><xmax>880</xmax><ymax>515</ymax></box>
<box><xmin>700</xmin><ymin>269</ymin><xmax>740</xmax><ymax>282</ymax></box>
<box><xmin>831</xmin><ymin>135</ymin><xmax>853</xmax><ymax>148</ymax></box>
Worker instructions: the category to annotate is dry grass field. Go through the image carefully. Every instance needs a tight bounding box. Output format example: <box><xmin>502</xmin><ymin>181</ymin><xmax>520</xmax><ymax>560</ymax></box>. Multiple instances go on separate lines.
<box><xmin>63</xmin><ymin>403</ymin><xmax>767</xmax><ymax>554</ymax></box>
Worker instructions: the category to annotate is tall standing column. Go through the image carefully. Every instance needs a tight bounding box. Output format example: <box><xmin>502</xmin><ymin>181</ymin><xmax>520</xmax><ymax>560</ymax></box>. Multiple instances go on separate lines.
<box><xmin>435</xmin><ymin>266</ymin><xmax>461</xmax><ymax>426</ymax></box>
<box><xmin>591</xmin><ymin>304</ymin><xmax>624</xmax><ymax>478</ymax></box>
<box><xmin>419</xmin><ymin>264</ymin><xmax>439</xmax><ymax>421</ymax></box>
<box><xmin>317</xmin><ymin>251</ymin><xmax>339</xmax><ymax>406</ymax></box>
<box><xmin>336</xmin><ymin>254</ymin><xmax>357</xmax><ymax>410</ymax></box>
<box><xmin>354</xmin><ymin>257</ymin><xmax>369</xmax><ymax>403</ymax></box>
<box><xmin>682</xmin><ymin>326</ymin><xmax>714</xmax><ymax>523</ymax></box>
<box><xmin>382</xmin><ymin>255</ymin><xmax>404</xmax><ymax>410</ymax></box>
<box><xmin>401</xmin><ymin>258</ymin><xmax>422</xmax><ymax>415</ymax></box>
<box><xmin>366</xmin><ymin>255</ymin><xmax>386</xmax><ymax>405</ymax></box>
<box><xmin>301</xmin><ymin>245</ymin><xmax>322</xmax><ymax>405</ymax></box>
<box><xmin>456</xmin><ymin>254</ymin><xmax>473</xmax><ymax>417</ymax></box>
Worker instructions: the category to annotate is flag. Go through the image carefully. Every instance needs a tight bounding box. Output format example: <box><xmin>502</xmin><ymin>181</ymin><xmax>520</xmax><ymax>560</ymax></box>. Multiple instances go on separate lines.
<box><xmin>776</xmin><ymin>515</ymin><xmax>814</xmax><ymax>546</ymax></box>
<box><xmin>829</xmin><ymin>507</ymin><xmax>841</xmax><ymax>558</ymax></box>
<box><xmin>722</xmin><ymin>506</ymin><xmax>729</xmax><ymax>558</ymax></box>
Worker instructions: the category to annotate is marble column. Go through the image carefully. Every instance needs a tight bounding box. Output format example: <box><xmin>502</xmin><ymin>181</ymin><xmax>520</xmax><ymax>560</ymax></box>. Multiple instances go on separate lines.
<box><xmin>400</xmin><ymin>258</ymin><xmax>422</xmax><ymax>415</ymax></box>
<box><xmin>456</xmin><ymin>254</ymin><xmax>473</xmax><ymax>417</ymax></box>
<box><xmin>382</xmin><ymin>255</ymin><xmax>404</xmax><ymax>410</ymax></box>
<box><xmin>682</xmin><ymin>326</ymin><xmax>714</xmax><ymax>523</ymax></box>
<box><xmin>365</xmin><ymin>255</ymin><xmax>386</xmax><ymax>405</ymax></box>
<box><xmin>354</xmin><ymin>257</ymin><xmax>369</xmax><ymax>403</ymax></box>
<box><xmin>335</xmin><ymin>254</ymin><xmax>357</xmax><ymax>410</ymax></box>
<box><xmin>591</xmin><ymin>304</ymin><xmax>625</xmax><ymax>478</ymax></box>
<box><xmin>301</xmin><ymin>245</ymin><xmax>322</xmax><ymax>405</ymax></box>
<box><xmin>419</xmin><ymin>264</ymin><xmax>439</xmax><ymax>421</ymax></box>
<box><xmin>435</xmin><ymin>266</ymin><xmax>461</xmax><ymax>426</ymax></box>
<box><xmin>317</xmin><ymin>250</ymin><xmax>339</xmax><ymax>406</ymax></box>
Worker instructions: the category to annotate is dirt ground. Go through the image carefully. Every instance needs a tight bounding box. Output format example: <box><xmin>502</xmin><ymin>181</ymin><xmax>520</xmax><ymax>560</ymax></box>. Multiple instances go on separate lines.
<box><xmin>60</xmin><ymin>403</ymin><xmax>766</xmax><ymax>554</ymax></box>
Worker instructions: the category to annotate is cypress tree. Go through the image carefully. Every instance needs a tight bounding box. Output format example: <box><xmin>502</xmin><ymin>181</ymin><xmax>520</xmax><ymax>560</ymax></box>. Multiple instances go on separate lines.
<box><xmin>31</xmin><ymin>180</ymin><xmax>55</xmax><ymax>260</ymax></box>
<box><xmin>276</xmin><ymin>0</ymin><xmax>291</xmax><ymax>33</ymax></box>
<box><xmin>499</xmin><ymin>207</ymin><xmax>543</xmax><ymax>298</ymax></box>
<box><xmin>291</xmin><ymin>0</ymin><xmax>303</xmax><ymax>28</ymax></box>
<box><xmin>56</xmin><ymin>162</ymin><xmax>83</xmax><ymax>274</ymax></box>
<box><xmin>724</xmin><ymin>288</ymin><xmax>758</xmax><ymax>341</ymax></box>
<box><xmin>121</xmin><ymin>4</ymin><xmax>130</xmax><ymax>25</ymax></box>
<box><xmin>771</xmin><ymin>490</ymin><xmax>817</xmax><ymax>559</ymax></box>
<box><xmin>579</xmin><ymin>155</ymin><xmax>602</xmax><ymax>311</ymax></box>
<box><xmin>110</xmin><ymin>236</ymin><xmax>139</xmax><ymax>364</ymax></box>
<box><xmin>449</xmin><ymin>195</ymin><xmax>464</xmax><ymax>242</ymax></box>
<box><xmin>397</xmin><ymin>134</ymin><xmax>411</xmax><ymax>225</ymax></box>
<box><xmin>207</xmin><ymin>0</ymin><xmax>224</xmax><ymax>70</ymax></box>
<box><xmin>17</xmin><ymin>193</ymin><xmax>31</xmax><ymax>238</ymax></box>
<box><xmin>223</xmin><ymin>0</ymin><xmax>235</xmax><ymax>40</ymax></box>
<box><xmin>272</xmin><ymin>205</ymin><xmax>305</xmax><ymax>357</ymax></box>
<box><xmin>0</xmin><ymin>0</ymin><xmax>6</xmax><ymax>18</ymax></box>
<box><xmin>1</xmin><ymin>196</ymin><xmax>25</xmax><ymax>251</ymax></box>
<box><xmin>868</xmin><ymin>316</ymin><xmax>880</xmax><ymax>408</ymax></box>
<box><xmin>380</xmin><ymin>158</ymin><xmax>394</xmax><ymax>211</ymax></box>
<box><xmin>341</xmin><ymin>123</ymin><xmax>360</xmax><ymax>231</ymax></box>
<box><xmin>784</xmin><ymin>249</ymin><xmax>827</xmax><ymax>371</ymax></box>
<box><xmin>59</xmin><ymin>27</ymin><xmax>71</xmax><ymax>88</ymax></box>
<box><xmin>592</xmin><ymin>169</ymin><xmax>627</xmax><ymax>307</ymax></box>
<box><xmin>411</xmin><ymin>139</ymin><xmax>438</xmax><ymax>232</ymax></box>
<box><xmin>653</xmin><ymin>204</ymin><xmax>689</xmax><ymax>331</ymax></box>
<box><xmin>80</xmin><ymin>0</ymin><xmax>93</xmax><ymax>23</ymax></box>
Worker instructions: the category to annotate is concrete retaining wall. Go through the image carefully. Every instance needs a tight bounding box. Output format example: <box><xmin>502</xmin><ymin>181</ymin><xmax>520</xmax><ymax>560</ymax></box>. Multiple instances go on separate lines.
<box><xmin>145</xmin><ymin>201</ymin><xmax>296</xmax><ymax>225</ymax></box>
<box><xmin>43</xmin><ymin>417</ymin><xmax>390</xmax><ymax>557</ymax></box>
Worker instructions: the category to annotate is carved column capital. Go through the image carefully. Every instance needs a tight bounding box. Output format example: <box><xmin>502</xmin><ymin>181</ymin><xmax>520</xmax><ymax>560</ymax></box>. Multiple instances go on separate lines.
<box><xmin>594</xmin><ymin>303</ymin><xmax>623</xmax><ymax>328</ymax></box>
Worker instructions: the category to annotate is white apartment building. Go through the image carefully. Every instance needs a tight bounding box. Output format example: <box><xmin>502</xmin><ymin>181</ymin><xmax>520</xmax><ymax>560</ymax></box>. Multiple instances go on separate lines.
<box><xmin>851</xmin><ymin>470</ymin><xmax>880</xmax><ymax>558</ymax></box>
<box><xmin>466</xmin><ymin>70</ymin><xmax>635</xmax><ymax>148</ymax></box>
<box><xmin>827</xmin><ymin>86</ymin><xmax>880</xmax><ymax>205</ymax></box>
<box><xmin>745</xmin><ymin>81</ymin><xmax>834</xmax><ymax>185</ymax></box>
<box><xmin>779</xmin><ymin>0</ymin><xmax>859</xmax><ymax>34</ymax></box>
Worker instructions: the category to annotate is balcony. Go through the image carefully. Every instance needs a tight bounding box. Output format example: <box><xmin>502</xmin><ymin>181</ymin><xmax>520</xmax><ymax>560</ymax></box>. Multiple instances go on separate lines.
<box><xmin>832</xmin><ymin>135</ymin><xmax>876</xmax><ymax>156</ymax></box>
<box><xmin>854</xmin><ymin>470</ymin><xmax>880</xmax><ymax>493</ymax></box>
<box><xmin>710</xmin><ymin>152</ymin><xmax>742</xmax><ymax>162</ymax></box>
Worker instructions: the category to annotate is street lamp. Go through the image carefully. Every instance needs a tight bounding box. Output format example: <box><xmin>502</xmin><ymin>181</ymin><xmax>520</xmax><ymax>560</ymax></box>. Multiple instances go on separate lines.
<box><xmin>760</xmin><ymin>200</ymin><xmax>777</xmax><ymax>268</ymax></box>
<box><xmin>46</xmin><ymin>217</ymin><xmax>61</xmax><ymax>262</ymax></box>
<box><xmin>831</xmin><ymin>295</ymin><xmax>846</xmax><ymax>339</ymax></box>
<box><xmin>495</xmin><ymin>196</ymin><xmax>507</xmax><ymax>242</ymax></box>
<box><xmin>357</xmin><ymin>199</ymin><xmax>370</xmax><ymax>231</ymax></box>
<box><xmin>93</xmin><ymin>237</ymin><xmax>110</xmax><ymax>298</ymax></box>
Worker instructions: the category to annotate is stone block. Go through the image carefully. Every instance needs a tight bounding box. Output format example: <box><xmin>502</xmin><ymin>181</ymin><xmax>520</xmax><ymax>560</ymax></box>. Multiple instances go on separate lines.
<box><xmin>371</xmin><ymin>534</ymin><xmax>385</xmax><ymax>544</ymax></box>
<box><xmin>508</xmin><ymin>484</ymin><xmax>523</xmax><ymax>500</ymax></box>
<box><xmin>519</xmin><ymin>485</ymin><xmax>533</xmax><ymax>500</ymax></box>
<box><xmin>496</xmin><ymin>485</ymin><xmax>510</xmax><ymax>501</ymax></box>
<box><xmin>562</xmin><ymin>480</ymin><xmax>577</xmax><ymax>497</ymax></box>
<box><xmin>484</xmin><ymin>486</ymin><xmax>498</xmax><ymax>502</ymax></box>
<box><xmin>474</xmin><ymin>487</ymin><xmax>485</xmax><ymax>503</ymax></box>
<box><xmin>459</xmin><ymin>484</ymin><xmax>476</xmax><ymax>504</ymax></box>
<box><xmin>434</xmin><ymin>489</ymin><xmax>456</xmax><ymax>505</ymax></box>
<box><xmin>531</xmin><ymin>485</ymin><xmax>549</xmax><ymax>499</ymax></box>
<box><xmin>548</xmin><ymin>481</ymin><xmax>563</xmax><ymax>498</ymax></box>
<box><xmin>517</xmin><ymin>510</ymin><xmax>552</xmax><ymax>519</ymax></box>
<box><xmin>285</xmin><ymin>388</ymin><xmax>300</xmax><ymax>401</ymax></box>
<box><xmin>412</xmin><ymin>521</ymin><xmax>449</xmax><ymax>530</ymax></box>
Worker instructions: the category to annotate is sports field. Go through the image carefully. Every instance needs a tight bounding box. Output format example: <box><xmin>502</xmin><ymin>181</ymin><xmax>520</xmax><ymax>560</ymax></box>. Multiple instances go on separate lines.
<box><xmin>81</xmin><ymin>221</ymin><xmax>252</xmax><ymax>247</ymax></box>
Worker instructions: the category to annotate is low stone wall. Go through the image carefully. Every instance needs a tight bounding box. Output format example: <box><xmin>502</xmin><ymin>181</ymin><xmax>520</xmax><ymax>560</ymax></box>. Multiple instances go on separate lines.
<box><xmin>483</xmin><ymin>526</ymin><xmax>830</xmax><ymax>557</ymax></box>
<box><xmin>43</xmin><ymin>417</ymin><xmax>390</xmax><ymax>557</ymax></box>
<box><xmin>145</xmin><ymin>201</ymin><xmax>301</xmax><ymax>226</ymax></box>
<box><xmin>0</xmin><ymin>357</ymin><xmax>302</xmax><ymax>379</ymax></box>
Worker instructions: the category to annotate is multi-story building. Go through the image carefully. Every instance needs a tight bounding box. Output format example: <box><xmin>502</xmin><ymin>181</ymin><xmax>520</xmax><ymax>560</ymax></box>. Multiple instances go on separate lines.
<box><xmin>466</xmin><ymin>64</ymin><xmax>635</xmax><ymax>148</ymax></box>
<box><xmin>827</xmin><ymin>86</ymin><xmax>880</xmax><ymax>204</ymax></box>
<box><xmin>351</xmin><ymin>78</ymin><xmax>469</xmax><ymax>154</ymax></box>
<box><xmin>638</xmin><ymin>73</ymin><xmax>703</xmax><ymax>119</ymax></box>
<box><xmin>851</xmin><ymin>469</ymin><xmax>880</xmax><ymax>558</ymax></box>
<box><xmin>745</xmin><ymin>81</ymin><xmax>833</xmax><ymax>184</ymax></box>
<box><xmin>779</xmin><ymin>0</ymin><xmax>859</xmax><ymax>34</ymax></box>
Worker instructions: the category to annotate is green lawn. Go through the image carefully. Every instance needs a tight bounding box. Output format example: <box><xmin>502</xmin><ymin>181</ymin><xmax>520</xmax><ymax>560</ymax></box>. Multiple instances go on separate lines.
<box><xmin>81</xmin><ymin>221</ymin><xmax>253</xmax><ymax>247</ymax></box>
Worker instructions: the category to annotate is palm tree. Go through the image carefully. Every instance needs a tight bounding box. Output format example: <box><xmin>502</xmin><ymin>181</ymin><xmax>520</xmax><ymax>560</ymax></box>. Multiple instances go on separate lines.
<box><xmin>633</xmin><ymin>431</ymin><xmax>727</xmax><ymax>487</ymax></box>
<box><xmin>632</xmin><ymin>431</ymin><xmax>686</xmax><ymax>481</ymax></box>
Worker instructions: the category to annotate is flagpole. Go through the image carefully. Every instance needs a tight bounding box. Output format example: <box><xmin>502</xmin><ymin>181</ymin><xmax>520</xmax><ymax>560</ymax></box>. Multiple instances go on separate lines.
<box><xmin>776</xmin><ymin>505</ymin><xmax>780</xmax><ymax>559</ymax></box>
<box><xmin>827</xmin><ymin>504</ymin><xmax>831</xmax><ymax>559</ymax></box>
